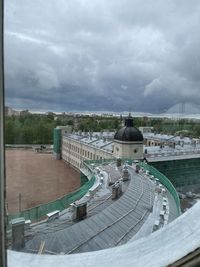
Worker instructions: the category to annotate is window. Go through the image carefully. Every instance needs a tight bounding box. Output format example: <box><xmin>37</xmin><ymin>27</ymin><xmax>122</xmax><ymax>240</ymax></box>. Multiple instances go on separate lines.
<box><xmin>2</xmin><ymin>1</ymin><xmax>200</xmax><ymax>266</ymax></box>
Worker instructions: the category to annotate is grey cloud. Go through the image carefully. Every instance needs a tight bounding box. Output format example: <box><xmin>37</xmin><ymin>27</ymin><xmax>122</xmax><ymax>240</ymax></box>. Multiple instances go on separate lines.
<box><xmin>5</xmin><ymin>0</ymin><xmax>200</xmax><ymax>112</ymax></box>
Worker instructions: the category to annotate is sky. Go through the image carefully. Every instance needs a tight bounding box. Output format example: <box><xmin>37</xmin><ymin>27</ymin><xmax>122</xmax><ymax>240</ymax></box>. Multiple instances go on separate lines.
<box><xmin>4</xmin><ymin>0</ymin><xmax>200</xmax><ymax>113</ymax></box>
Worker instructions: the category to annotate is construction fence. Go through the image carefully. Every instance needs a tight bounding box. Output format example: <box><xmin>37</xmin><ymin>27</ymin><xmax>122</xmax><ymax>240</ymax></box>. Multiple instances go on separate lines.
<box><xmin>7</xmin><ymin>158</ymin><xmax>181</xmax><ymax>225</ymax></box>
<box><xmin>7</xmin><ymin>175</ymin><xmax>95</xmax><ymax>225</ymax></box>
<box><xmin>149</xmin><ymin>158</ymin><xmax>200</xmax><ymax>187</ymax></box>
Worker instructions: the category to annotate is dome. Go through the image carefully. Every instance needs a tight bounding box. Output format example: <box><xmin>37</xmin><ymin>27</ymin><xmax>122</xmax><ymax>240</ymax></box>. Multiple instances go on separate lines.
<box><xmin>114</xmin><ymin>115</ymin><xmax>143</xmax><ymax>142</ymax></box>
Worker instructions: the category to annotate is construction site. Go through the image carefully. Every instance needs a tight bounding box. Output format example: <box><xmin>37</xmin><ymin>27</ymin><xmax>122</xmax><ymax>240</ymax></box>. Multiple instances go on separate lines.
<box><xmin>6</xmin><ymin>148</ymin><xmax>80</xmax><ymax>214</ymax></box>
<box><xmin>6</xmin><ymin>117</ymin><xmax>200</xmax><ymax>267</ymax></box>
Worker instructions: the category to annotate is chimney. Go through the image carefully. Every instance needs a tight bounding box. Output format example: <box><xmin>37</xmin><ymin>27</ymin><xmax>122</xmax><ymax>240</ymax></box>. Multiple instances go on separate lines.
<box><xmin>11</xmin><ymin>217</ymin><xmax>25</xmax><ymax>250</ymax></box>
<box><xmin>116</xmin><ymin>158</ymin><xmax>122</xmax><ymax>167</ymax></box>
<box><xmin>122</xmin><ymin>166</ymin><xmax>129</xmax><ymax>181</ymax></box>
<box><xmin>112</xmin><ymin>181</ymin><xmax>122</xmax><ymax>199</ymax></box>
<box><xmin>73</xmin><ymin>202</ymin><xmax>87</xmax><ymax>221</ymax></box>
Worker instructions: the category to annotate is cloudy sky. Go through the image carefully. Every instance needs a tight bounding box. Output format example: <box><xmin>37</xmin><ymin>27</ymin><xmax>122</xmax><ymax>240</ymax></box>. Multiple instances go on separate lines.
<box><xmin>5</xmin><ymin>0</ymin><xmax>200</xmax><ymax>113</ymax></box>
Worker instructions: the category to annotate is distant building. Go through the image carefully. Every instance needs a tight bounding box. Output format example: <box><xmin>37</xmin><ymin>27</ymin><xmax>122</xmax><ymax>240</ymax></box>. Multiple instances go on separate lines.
<box><xmin>139</xmin><ymin>126</ymin><xmax>154</xmax><ymax>134</ymax></box>
<box><xmin>54</xmin><ymin>114</ymin><xmax>200</xmax><ymax>170</ymax></box>
<box><xmin>20</xmin><ymin>109</ymin><xmax>30</xmax><ymax>116</ymax></box>
<box><xmin>5</xmin><ymin>106</ymin><xmax>20</xmax><ymax>116</ymax></box>
<box><xmin>54</xmin><ymin>114</ymin><xmax>144</xmax><ymax>169</ymax></box>
<box><xmin>113</xmin><ymin>115</ymin><xmax>144</xmax><ymax>159</ymax></box>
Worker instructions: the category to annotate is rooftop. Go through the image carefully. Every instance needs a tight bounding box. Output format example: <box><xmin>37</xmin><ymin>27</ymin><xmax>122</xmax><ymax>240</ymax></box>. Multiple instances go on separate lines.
<box><xmin>8</xmin><ymin>201</ymin><xmax>200</xmax><ymax>267</ymax></box>
<box><xmin>62</xmin><ymin>130</ymin><xmax>200</xmax><ymax>160</ymax></box>
<box><xmin>16</xmin><ymin>160</ymin><xmax>179</xmax><ymax>255</ymax></box>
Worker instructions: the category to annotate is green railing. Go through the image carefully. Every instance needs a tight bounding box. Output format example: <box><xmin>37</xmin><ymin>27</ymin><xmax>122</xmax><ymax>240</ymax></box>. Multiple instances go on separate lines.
<box><xmin>8</xmin><ymin>175</ymin><xmax>95</xmax><ymax>224</ymax></box>
<box><xmin>139</xmin><ymin>162</ymin><xmax>181</xmax><ymax>215</ymax></box>
<box><xmin>8</xmin><ymin>158</ymin><xmax>181</xmax><ymax>224</ymax></box>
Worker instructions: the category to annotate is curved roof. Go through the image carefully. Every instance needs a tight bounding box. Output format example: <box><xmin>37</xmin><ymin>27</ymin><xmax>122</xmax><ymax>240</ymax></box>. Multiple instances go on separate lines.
<box><xmin>24</xmin><ymin>166</ymin><xmax>155</xmax><ymax>254</ymax></box>
<box><xmin>8</xmin><ymin>203</ymin><xmax>200</xmax><ymax>267</ymax></box>
<box><xmin>114</xmin><ymin>115</ymin><xmax>143</xmax><ymax>142</ymax></box>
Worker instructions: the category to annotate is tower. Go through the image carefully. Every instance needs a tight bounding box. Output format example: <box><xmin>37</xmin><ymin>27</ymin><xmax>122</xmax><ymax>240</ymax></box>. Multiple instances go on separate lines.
<box><xmin>113</xmin><ymin>114</ymin><xmax>144</xmax><ymax>160</ymax></box>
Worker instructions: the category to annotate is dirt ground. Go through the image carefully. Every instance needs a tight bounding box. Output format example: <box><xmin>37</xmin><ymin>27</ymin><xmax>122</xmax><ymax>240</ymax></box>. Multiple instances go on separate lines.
<box><xmin>6</xmin><ymin>149</ymin><xmax>80</xmax><ymax>214</ymax></box>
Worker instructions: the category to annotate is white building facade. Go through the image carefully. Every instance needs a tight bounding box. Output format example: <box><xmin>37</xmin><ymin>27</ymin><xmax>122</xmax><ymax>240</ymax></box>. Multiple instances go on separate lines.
<box><xmin>61</xmin><ymin>134</ymin><xmax>114</xmax><ymax>169</ymax></box>
<box><xmin>58</xmin><ymin>115</ymin><xmax>144</xmax><ymax>170</ymax></box>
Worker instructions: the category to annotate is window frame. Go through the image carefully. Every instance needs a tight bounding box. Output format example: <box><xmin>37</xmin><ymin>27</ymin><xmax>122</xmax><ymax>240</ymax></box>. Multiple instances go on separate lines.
<box><xmin>0</xmin><ymin>0</ymin><xmax>7</xmax><ymax>266</ymax></box>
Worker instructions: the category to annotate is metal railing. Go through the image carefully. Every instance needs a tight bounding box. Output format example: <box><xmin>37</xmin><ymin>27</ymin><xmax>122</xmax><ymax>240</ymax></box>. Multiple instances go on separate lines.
<box><xmin>139</xmin><ymin>162</ymin><xmax>181</xmax><ymax>215</ymax></box>
<box><xmin>146</xmin><ymin>149</ymin><xmax>200</xmax><ymax>158</ymax></box>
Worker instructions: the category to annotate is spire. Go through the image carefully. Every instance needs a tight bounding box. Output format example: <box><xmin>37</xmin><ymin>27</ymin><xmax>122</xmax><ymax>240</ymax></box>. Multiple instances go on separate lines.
<box><xmin>125</xmin><ymin>113</ymin><xmax>133</xmax><ymax>127</ymax></box>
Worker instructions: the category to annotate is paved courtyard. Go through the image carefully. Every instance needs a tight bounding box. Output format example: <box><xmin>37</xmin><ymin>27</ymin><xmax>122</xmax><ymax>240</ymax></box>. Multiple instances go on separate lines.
<box><xmin>6</xmin><ymin>149</ymin><xmax>80</xmax><ymax>213</ymax></box>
